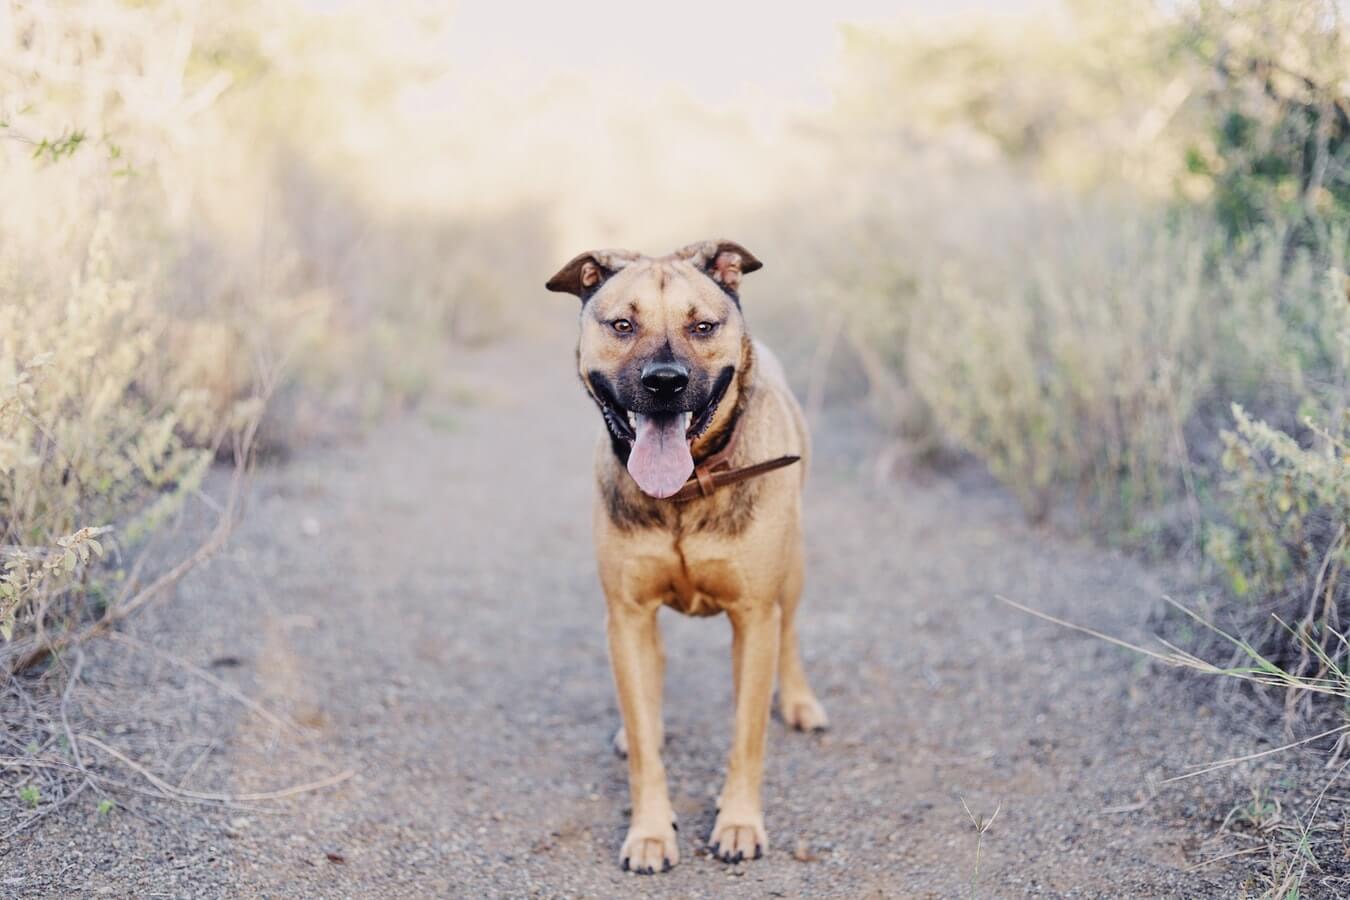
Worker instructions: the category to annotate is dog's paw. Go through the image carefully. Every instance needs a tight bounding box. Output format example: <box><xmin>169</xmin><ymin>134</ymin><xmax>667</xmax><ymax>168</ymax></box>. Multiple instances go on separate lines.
<box><xmin>709</xmin><ymin>813</ymin><xmax>767</xmax><ymax>864</ymax></box>
<box><xmin>780</xmin><ymin>693</ymin><xmax>829</xmax><ymax>732</ymax></box>
<box><xmin>620</xmin><ymin>820</ymin><xmax>679</xmax><ymax>875</ymax></box>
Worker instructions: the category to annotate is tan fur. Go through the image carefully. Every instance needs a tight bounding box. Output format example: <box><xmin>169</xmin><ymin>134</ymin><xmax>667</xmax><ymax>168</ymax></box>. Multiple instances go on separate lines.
<box><xmin>552</xmin><ymin>243</ymin><xmax>826</xmax><ymax>874</ymax></box>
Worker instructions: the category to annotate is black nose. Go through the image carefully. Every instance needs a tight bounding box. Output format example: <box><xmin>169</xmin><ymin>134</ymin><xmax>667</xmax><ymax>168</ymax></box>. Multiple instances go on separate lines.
<box><xmin>640</xmin><ymin>362</ymin><xmax>689</xmax><ymax>397</ymax></box>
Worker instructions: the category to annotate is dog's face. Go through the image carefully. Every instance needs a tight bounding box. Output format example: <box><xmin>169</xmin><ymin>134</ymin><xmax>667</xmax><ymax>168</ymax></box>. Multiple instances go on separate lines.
<box><xmin>547</xmin><ymin>240</ymin><xmax>761</xmax><ymax>498</ymax></box>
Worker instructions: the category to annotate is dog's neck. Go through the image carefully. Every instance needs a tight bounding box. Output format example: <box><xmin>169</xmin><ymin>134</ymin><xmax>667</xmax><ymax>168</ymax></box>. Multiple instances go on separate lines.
<box><xmin>689</xmin><ymin>334</ymin><xmax>755</xmax><ymax>465</ymax></box>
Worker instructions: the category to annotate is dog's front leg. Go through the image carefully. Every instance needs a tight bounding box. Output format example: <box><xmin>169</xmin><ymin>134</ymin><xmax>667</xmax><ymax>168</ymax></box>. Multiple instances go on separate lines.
<box><xmin>607</xmin><ymin>598</ymin><xmax>677</xmax><ymax>874</ymax></box>
<box><xmin>711</xmin><ymin>601</ymin><xmax>780</xmax><ymax>863</ymax></box>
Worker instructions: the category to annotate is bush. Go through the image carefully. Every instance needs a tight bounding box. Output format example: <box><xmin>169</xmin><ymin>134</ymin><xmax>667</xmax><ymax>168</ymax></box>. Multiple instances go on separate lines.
<box><xmin>0</xmin><ymin>1</ymin><xmax>547</xmax><ymax>667</ymax></box>
<box><xmin>1181</xmin><ymin>0</ymin><xmax>1350</xmax><ymax>239</ymax></box>
<box><xmin>908</xmin><ymin>207</ymin><xmax>1210</xmax><ymax>527</ymax></box>
<box><xmin>0</xmin><ymin>219</ymin><xmax>218</xmax><ymax>655</ymax></box>
<box><xmin>816</xmin><ymin>1</ymin><xmax>1350</xmax><ymax>704</ymax></box>
<box><xmin>1207</xmin><ymin>292</ymin><xmax>1349</xmax><ymax>684</ymax></box>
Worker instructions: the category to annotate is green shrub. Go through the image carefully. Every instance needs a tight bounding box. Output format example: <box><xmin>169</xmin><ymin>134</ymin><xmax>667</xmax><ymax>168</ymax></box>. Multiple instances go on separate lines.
<box><xmin>1209</xmin><ymin>405</ymin><xmax>1348</xmax><ymax>607</ymax></box>
<box><xmin>1207</xmin><ymin>287</ymin><xmax>1349</xmax><ymax>679</ymax></box>
<box><xmin>1181</xmin><ymin>0</ymin><xmax>1350</xmax><ymax>239</ymax></box>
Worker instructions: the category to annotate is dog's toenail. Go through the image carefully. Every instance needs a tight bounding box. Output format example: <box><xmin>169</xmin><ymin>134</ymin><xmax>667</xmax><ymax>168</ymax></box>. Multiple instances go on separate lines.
<box><xmin>734</xmin><ymin>850</ymin><xmax>744</xmax><ymax>863</ymax></box>
<box><xmin>754</xmin><ymin>844</ymin><xmax>763</xmax><ymax>859</ymax></box>
<box><xmin>671</xmin><ymin>821</ymin><xmax>678</xmax><ymax>831</ymax></box>
<box><xmin>621</xmin><ymin>858</ymin><xmax>630</xmax><ymax>871</ymax></box>
<box><xmin>662</xmin><ymin>858</ymin><xmax>672</xmax><ymax>872</ymax></box>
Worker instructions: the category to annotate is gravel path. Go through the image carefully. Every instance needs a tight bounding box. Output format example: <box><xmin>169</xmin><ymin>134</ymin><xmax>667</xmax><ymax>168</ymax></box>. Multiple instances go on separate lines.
<box><xmin>4</xmin><ymin>331</ymin><xmax>1262</xmax><ymax>898</ymax></box>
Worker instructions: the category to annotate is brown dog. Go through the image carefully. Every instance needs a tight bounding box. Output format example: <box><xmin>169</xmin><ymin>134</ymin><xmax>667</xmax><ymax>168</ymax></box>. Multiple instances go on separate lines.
<box><xmin>547</xmin><ymin>240</ymin><xmax>827</xmax><ymax>874</ymax></box>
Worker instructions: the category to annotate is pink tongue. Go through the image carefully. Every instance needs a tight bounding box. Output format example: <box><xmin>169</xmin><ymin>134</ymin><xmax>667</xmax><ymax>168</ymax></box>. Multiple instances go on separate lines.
<box><xmin>627</xmin><ymin>413</ymin><xmax>693</xmax><ymax>498</ymax></box>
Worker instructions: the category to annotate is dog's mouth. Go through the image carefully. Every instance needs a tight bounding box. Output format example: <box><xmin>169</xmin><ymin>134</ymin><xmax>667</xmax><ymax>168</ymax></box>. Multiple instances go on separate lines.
<box><xmin>591</xmin><ymin>367</ymin><xmax>733</xmax><ymax>499</ymax></box>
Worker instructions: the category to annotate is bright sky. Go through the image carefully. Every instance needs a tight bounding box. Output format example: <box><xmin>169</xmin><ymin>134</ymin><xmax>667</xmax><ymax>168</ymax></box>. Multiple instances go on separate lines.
<box><xmin>443</xmin><ymin>0</ymin><xmax>1049</xmax><ymax>109</ymax></box>
<box><xmin>311</xmin><ymin>0</ymin><xmax>1054</xmax><ymax>236</ymax></box>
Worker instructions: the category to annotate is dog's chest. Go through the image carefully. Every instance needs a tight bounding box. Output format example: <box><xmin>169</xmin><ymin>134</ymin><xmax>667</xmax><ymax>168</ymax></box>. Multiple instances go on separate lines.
<box><xmin>623</xmin><ymin>548</ymin><xmax>743</xmax><ymax>618</ymax></box>
<box><xmin>665</xmin><ymin>573</ymin><xmax>729</xmax><ymax>617</ymax></box>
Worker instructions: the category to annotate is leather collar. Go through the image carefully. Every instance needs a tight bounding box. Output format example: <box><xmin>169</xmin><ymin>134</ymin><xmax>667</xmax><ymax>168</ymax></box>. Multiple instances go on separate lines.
<box><xmin>666</xmin><ymin>408</ymin><xmax>800</xmax><ymax>503</ymax></box>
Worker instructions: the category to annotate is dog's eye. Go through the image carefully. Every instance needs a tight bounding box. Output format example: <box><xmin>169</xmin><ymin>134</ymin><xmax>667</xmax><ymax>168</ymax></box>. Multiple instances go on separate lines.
<box><xmin>692</xmin><ymin>321</ymin><xmax>717</xmax><ymax>336</ymax></box>
<box><xmin>611</xmin><ymin>319</ymin><xmax>634</xmax><ymax>334</ymax></box>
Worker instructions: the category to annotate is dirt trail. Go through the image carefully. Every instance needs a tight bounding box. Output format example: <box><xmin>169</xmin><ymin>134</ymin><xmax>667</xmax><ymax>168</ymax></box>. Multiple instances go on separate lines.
<box><xmin>6</xmin><ymin>331</ymin><xmax>1258</xmax><ymax>898</ymax></box>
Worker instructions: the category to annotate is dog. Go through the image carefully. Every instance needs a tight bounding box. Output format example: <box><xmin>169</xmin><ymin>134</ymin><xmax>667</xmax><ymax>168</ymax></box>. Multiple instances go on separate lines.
<box><xmin>547</xmin><ymin>240</ymin><xmax>827</xmax><ymax>874</ymax></box>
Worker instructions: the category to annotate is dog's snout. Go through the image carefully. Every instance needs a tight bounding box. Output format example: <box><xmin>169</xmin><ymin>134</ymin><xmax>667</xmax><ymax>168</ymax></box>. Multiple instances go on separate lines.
<box><xmin>640</xmin><ymin>362</ymin><xmax>689</xmax><ymax>397</ymax></box>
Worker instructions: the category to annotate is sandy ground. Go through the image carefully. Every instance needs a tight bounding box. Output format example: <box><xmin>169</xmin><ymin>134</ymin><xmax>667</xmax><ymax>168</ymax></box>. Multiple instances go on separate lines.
<box><xmin>2</xmin><ymin>332</ymin><xmax>1289</xmax><ymax>898</ymax></box>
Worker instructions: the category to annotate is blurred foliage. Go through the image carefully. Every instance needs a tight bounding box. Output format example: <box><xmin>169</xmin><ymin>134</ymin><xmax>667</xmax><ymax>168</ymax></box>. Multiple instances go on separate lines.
<box><xmin>833</xmin><ymin>0</ymin><xmax>1196</xmax><ymax>193</ymax></box>
<box><xmin>1181</xmin><ymin>0</ymin><xmax>1350</xmax><ymax>239</ymax></box>
<box><xmin>1207</xmin><ymin>252</ymin><xmax>1348</xmax><ymax>685</ymax></box>
<box><xmin>0</xmin><ymin>0</ymin><xmax>547</xmax><ymax>666</ymax></box>
<box><xmin>0</xmin><ymin>218</ymin><xmax>216</xmax><ymax>649</ymax></box>
<box><xmin>909</xmin><ymin>209</ymin><xmax>1211</xmax><ymax>527</ymax></box>
<box><xmin>810</xmin><ymin>0</ymin><xmax>1350</xmax><ymax>690</ymax></box>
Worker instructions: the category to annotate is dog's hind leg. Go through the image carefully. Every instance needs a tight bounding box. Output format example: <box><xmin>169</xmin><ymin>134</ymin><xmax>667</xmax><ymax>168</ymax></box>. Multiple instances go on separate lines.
<box><xmin>710</xmin><ymin>601</ymin><xmax>779</xmax><ymax>863</ymax></box>
<box><xmin>607</xmin><ymin>598</ymin><xmax>678</xmax><ymax>874</ymax></box>
<box><xmin>777</xmin><ymin>540</ymin><xmax>828</xmax><ymax>732</ymax></box>
<box><xmin>612</xmin><ymin>615</ymin><xmax>664</xmax><ymax>759</ymax></box>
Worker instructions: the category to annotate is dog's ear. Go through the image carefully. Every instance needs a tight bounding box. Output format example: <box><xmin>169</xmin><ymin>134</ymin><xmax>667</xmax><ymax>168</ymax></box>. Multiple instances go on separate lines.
<box><xmin>674</xmin><ymin>240</ymin><xmax>763</xmax><ymax>294</ymax></box>
<box><xmin>545</xmin><ymin>249</ymin><xmax>638</xmax><ymax>300</ymax></box>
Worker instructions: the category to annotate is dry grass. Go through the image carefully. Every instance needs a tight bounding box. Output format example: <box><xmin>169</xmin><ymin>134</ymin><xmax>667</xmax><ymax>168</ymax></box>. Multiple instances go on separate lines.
<box><xmin>1000</xmin><ymin>592</ymin><xmax>1350</xmax><ymax>896</ymax></box>
<box><xmin>0</xmin><ymin>0</ymin><xmax>551</xmax><ymax>666</ymax></box>
<box><xmin>797</xmin><ymin>4</ymin><xmax>1349</xmax><ymax>720</ymax></box>
<box><xmin>960</xmin><ymin>796</ymin><xmax>1001</xmax><ymax>900</ymax></box>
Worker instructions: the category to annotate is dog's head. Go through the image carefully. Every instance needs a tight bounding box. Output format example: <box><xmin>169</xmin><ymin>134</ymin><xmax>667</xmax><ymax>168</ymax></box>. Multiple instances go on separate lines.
<box><xmin>547</xmin><ymin>240</ymin><xmax>762</xmax><ymax>499</ymax></box>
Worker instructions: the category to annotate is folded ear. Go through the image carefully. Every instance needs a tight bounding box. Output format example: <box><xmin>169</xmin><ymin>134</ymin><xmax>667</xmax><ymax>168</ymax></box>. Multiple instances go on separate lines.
<box><xmin>545</xmin><ymin>249</ymin><xmax>639</xmax><ymax>300</ymax></box>
<box><xmin>674</xmin><ymin>240</ymin><xmax>763</xmax><ymax>293</ymax></box>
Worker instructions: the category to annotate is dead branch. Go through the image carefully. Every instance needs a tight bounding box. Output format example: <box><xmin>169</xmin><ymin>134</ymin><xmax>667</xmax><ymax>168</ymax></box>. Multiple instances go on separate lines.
<box><xmin>10</xmin><ymin>407</ymin><xmax>261</xmax><ymax>674</ymax></box>
<box><xmin>77</xmin><ymin>735</ymin><xmax>354</xmax><ymax>804</ymax></box>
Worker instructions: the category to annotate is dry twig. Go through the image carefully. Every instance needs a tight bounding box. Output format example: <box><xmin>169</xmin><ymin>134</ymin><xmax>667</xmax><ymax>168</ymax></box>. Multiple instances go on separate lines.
<box><xmin>11</xmin><ymin>409</ymin><xmax>261</xmax><ymax>674</ymax></box>
<box><xmin>77</xmin><ymin>735</ymin><xmax>354</xmax><ymax>804</ymax></box>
